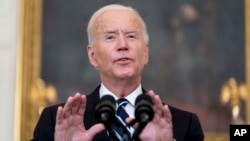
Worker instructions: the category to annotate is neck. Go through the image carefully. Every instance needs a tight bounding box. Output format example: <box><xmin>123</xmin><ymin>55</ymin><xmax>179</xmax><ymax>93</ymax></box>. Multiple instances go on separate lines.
<box><xmin>101</xmin><ymin>78</ymin><xmax>141</xmax><ymax>98</ymax></box>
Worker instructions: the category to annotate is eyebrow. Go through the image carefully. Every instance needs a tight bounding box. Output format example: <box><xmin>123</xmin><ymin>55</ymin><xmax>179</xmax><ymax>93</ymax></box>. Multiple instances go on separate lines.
<box><xmin>126</xmin><ymin>31</ymin><xmax>137</xmax><ymax>34</ymax></box>
<box><xmin>102</xmin><ymin>29</ymin><xmax>138</xmax><ymax>35</ymax></box>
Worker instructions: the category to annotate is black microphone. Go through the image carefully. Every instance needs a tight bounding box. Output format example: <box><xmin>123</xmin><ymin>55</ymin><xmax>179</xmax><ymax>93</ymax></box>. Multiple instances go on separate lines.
<box><xmin>134</xmin><ymin>94</ymin><xmax>154</xmax><ymax>123</ymax></box>
<box><xmin>132</xmin><ymin>94</ymin><xmax>155</xmax><ymax>141</ymax></box>
<box><xmin>95</xmin><ymin>95</ymin><xmax>116</xmax><ymax>124</ymax></box>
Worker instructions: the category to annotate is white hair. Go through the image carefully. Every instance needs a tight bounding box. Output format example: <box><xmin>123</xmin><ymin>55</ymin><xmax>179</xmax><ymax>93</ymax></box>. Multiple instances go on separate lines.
<box><xmin>87</xmin><ymin>4</ymin><xmax>149</xmax><ymax>45</ymax></box>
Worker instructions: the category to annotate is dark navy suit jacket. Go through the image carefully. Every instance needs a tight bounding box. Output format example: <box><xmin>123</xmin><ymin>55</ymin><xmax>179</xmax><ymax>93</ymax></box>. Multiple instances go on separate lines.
<box><xmin>31</xmin><ymin>86</ymin><xmax>204</xmax><ymax>141</ymax></box>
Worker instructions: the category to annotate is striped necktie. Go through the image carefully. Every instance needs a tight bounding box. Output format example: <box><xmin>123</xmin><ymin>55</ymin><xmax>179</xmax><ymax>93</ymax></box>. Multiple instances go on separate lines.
<box><xmin>109</xmin><ymin>98</ymin><xmax>131</xmax><ymax>141</ymax></box>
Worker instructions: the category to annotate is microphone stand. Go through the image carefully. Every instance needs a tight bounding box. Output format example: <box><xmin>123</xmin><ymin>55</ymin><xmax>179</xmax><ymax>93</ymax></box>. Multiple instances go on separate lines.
<box><xmin>132</xmin><ymin>122</ymin><xmax>147</xmax><ymax>141</ymax></box>
<box><xmin>105</xmin><ymin>120</ymin><xmax>132</xmax><ymax>141</ymax></box>
<box><xmin>121</xmin><ymin>126</ymin><xmax>131</xmax><ymax>141</ymax></box>
<box><xmin>103</xmin><ymin>116</ymin><xmax>150</xmax><ymax>141</ymax></box>
<box><xmin>104</xmin><ymin>123</ymin><xmax>121</xmax><ymax>141</ymax></box>
<box><xmin>128</xmin><ymin>118</ymin><xmax>149</xmax><ymax>141</ymax></box>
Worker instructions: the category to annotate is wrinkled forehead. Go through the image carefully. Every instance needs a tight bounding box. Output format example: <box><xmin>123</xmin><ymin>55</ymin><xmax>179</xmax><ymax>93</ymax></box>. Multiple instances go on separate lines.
<box><xmin>93</xmin><ymin>9</ymin><xmax>144</xmax><ymax>33</ymax></box>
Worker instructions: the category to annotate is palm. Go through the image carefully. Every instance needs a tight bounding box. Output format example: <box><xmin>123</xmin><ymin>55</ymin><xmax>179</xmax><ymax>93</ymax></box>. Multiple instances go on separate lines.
<box><xmin>139</xmin><ymin>90</ymin><xmax>173</xmax><ymax>141</ymax></box>
<box><xmin>54</xmin><ymin>93</ymin><xmax>105</xmax><ymax>141</ymax></box>
<box><xmin>140</xmin><ymin>114</ymin><xmax>172</xmax><ymax>141</ymax></box>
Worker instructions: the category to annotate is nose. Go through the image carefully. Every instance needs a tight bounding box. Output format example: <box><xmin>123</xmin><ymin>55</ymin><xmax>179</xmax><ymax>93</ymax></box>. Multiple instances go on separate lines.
<box><xmin>117</xmin><ymin>35</ymin><xmax>128</xmax><ymax>51</ymax></box>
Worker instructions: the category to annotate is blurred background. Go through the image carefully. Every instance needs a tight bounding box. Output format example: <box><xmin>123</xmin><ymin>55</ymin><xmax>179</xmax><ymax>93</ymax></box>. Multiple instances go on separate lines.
<box><xmin>0</xmin><ymin>0</ymin><xmax>249</xmax><ymax>141</ymax></box>
<box><xmin>41</xmin><ymin>0</ymin><xmax>245</xmax><ymax>133</ymax></box>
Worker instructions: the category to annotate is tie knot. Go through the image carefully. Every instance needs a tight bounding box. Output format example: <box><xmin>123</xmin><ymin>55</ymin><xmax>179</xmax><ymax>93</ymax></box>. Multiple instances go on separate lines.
<box><xmin>117</xmin><ymin>98</ymin><xmax>129</xmax><ymax>107</ymax></box>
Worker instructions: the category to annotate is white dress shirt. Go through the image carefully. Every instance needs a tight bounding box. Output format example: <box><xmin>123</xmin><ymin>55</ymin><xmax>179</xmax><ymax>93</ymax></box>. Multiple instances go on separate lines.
<box><xmin>99</xmin><ymin>83</ymin><xmax>143</xmax><ymax>135</ymax></box>
<box><xmin>99</xmin><ymin>83</ymin><xmax>143</xmax><ymax>119</ymax></box>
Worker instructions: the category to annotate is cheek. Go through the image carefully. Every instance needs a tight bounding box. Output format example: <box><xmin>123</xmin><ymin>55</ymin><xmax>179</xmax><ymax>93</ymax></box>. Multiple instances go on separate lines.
<box><xmin>95</xmin><ymin>49</ymin><xmax>111</xmax><ymax>64</ymax></box>
<box><xmin>137</xmin><ymin>48</ymin><xmax>148</xmax><ymax>63</ymax></box>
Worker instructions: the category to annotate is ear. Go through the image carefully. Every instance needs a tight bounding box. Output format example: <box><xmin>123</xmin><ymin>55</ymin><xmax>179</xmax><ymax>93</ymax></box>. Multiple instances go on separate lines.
<box><xmin>144</xmin><ymin>44</ymin><xmax>149</xmax><ymax>65</ymax></box>
<box><xmin>87</xmin><ymin>45</ymin><xmax>98</xmax><ymax>68</ymax></box>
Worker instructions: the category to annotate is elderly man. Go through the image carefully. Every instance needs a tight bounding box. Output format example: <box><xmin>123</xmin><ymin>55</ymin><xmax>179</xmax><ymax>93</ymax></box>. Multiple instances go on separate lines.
<box><xmin>31</xmin><ymin>4</ymin><xmax>204</xmax><ymax>141</ymax></box>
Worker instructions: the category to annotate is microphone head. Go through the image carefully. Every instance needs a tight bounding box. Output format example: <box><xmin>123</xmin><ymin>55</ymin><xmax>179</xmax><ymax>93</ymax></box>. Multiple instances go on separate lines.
<box><xmin>95</xmin><ymin>95</ymin><xmax>116</xmax><ymax>123</ymax></box>
<box><xmin>135</xmin><ymin>94</ymin><xmax>154</xmax><ymax>123</ymax></box>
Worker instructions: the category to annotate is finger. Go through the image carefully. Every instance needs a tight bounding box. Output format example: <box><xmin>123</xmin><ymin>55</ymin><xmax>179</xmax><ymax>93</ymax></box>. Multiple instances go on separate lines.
<box><xmin>163</xmin><ymin>105</ymin><xmax>172</xmax><ymax>123</ymax></box>
<box><xmin>147</xmin><ymin>90</ymin><xmax>156</xmax><ymax>102</ymax></box>
<box><xmin>87</xmin><ymin>123</ymin><xmax>105</xmax><ymax>138</ymax></box>
<box><xmin>77</xmin><ymin>95</ymin><xmax>86</xmax><ymax>116</ymax></box>
<box><xmin>147</xmin><ymin>90</ymin><xmax>165</xmax><ymax>117</ymax></box>
<box><xmin>153</xmin><ymin>94</ymin><xmax>164</xmax><ymax>116</ymax></box>
<box><xmin>71</xmin><ymin>93</ymin><xmax>82</xmax><ymax>114</ymax></box>
<box><xmin>132</xmin><ymin>121</ymin><xmax>140</xmax><ymax>129</ymax></box>
<box><xmin>147</xmin><ymin>90</ymin><xmax>160</xmax><ymax>105</ymax></box>
<box><xmin>56</xmin><ymin>106</ymin><xmax>63</xmax><ymax>125</ymax></box>
<box><xmin>126</xmin><ymin>117</ymin><xmax>137</xmax><ymax>126</ymax></box>
<box><xmin>125</xmin><ymin>117</ymin><xmax>133</xmax><ymax>123</ymax></box>
<box><xmin>125</xmin><ymin>117</ymin><xmax>140</xmax><ymax>129</ymax></box>
<box><xmin>63</xmin><ymin>96</ymin><xmax>74</xmax><ymax>118</ymax></box>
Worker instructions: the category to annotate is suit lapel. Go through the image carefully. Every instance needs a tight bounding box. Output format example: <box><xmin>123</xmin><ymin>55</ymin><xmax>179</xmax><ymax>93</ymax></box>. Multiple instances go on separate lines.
<box><xmin>84</xmin><ymin>85</ymin><xmax>109</xmax><ymax>141</ymax></box>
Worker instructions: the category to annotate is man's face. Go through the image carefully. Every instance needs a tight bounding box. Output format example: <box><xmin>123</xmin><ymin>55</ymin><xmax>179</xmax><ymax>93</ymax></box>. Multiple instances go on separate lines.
<box><xmin>88</xmin><ymin>9</ymin><xmax>148</xmax><ymax>81</ymax></box>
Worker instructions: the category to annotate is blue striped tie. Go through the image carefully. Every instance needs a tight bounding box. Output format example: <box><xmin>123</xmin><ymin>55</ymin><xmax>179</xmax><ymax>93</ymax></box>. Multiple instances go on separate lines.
<box><xmin>110</xmin><ymin>98</ymin><xmax>131</xmax><ymax>140</ymax></box>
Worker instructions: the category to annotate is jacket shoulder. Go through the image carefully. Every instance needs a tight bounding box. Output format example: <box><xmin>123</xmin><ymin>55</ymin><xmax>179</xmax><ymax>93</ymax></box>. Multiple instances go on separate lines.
<box><xmin>169</xmin><ymin>105</ymin><xmax>204</xmax><ymax>141</ymax></box>
<box><xmin>31</xmin><ymin>103</ymin><xmax>65</xmax><ymax>141</ymax></box>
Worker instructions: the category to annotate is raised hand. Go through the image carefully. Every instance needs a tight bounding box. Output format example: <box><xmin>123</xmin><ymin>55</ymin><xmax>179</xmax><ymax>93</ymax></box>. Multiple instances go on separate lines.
<box><xmin>54</xmin><ymin>93</ymin><xmax>105</xmax><ymax>141</ymax></box>
<box><xmin>139</xmin><ymin>90</ymin><xmax>173</xmax><ymax>141</ymax></box>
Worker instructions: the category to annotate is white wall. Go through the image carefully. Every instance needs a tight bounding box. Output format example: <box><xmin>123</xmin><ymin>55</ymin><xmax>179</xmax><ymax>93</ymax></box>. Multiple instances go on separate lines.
<box><xmin>0</xmin><ymin>0</ymin><xmax>19</xmax><ymax>140</ymax></box>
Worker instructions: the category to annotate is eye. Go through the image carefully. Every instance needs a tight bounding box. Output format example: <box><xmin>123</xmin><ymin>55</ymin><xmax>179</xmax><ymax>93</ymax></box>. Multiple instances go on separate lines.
<box><xmin>106</xmin><ymin>34</ymin><xmax>116</xmax><ymax>41</ymax></box>
<box><xmin>127</xmin><ymin>34</ymin><xmax>136</xmax><ymax>40</ymax></box>
<box><xmin>128</xmin><ymin>35</ymin><xmax>135</xmax><ymax>38</ymax></box>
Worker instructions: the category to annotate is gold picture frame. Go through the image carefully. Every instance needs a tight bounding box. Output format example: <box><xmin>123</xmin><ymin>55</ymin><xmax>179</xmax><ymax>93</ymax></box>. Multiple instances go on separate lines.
<box><xmin>16</xmin><ymin>0</ymin><xmax>42</xmax><ymax>141</ymax></box>
<box><xmin>15</xmin><ymin>0</ymin><xmax>250</xmax><ymax>141</ymax></box>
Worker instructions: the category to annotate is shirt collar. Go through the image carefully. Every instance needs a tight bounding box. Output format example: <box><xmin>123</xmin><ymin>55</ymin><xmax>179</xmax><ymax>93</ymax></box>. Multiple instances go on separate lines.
<box><xmin>99</xmin><ymin>83</ymin><xmax>142</xmax><ymax>106</ymax></box>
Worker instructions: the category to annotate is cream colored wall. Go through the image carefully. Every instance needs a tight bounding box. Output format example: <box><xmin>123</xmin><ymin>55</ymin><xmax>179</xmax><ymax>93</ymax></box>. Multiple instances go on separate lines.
<box><xmin>0</xmin><ymin>0</ymin><xmax>19</xmax><ymax>140</ymax></box>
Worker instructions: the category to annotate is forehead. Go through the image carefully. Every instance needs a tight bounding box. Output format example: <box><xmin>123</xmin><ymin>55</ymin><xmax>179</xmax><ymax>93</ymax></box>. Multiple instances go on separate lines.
<box><xmin>94</xmin><ymin>10</ymin><xmax>143</xmax><ymax>32</ymax></box>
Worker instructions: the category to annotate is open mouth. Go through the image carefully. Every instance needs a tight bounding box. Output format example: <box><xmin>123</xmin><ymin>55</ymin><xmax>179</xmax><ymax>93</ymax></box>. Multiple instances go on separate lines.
<box><xmin>118</xmin><ymin>58</ymin><xmax>130</xmax><ymax>61</ymax></box>
<box><xmin>115</xmin><ymin>57</ymin><xmax>132</xmax><ymax>64</ymax></box>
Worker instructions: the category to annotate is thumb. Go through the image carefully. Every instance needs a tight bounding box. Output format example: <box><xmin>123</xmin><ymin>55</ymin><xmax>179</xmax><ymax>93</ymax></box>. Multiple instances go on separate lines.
<box><xmin>87</xmin><ymin>123</ymin><xmax>106</xmax><ymax>138</ymax></box>
<box><xmin>126</xmin><ymin>117</ymin><xmax>138</xmax><ymax>128</ymax></box>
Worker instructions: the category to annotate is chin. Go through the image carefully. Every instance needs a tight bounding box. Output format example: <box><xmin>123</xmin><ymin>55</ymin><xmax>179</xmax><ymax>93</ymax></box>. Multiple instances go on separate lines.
<box><xmin>115</xmin><ymin>73</ymin><xmax>134</xmax><ymax>80</ymax></box>
<box><xmin>113</xmin><ymin>68</ymin><xmax>137</xmax><ymax>79</ymax></box>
